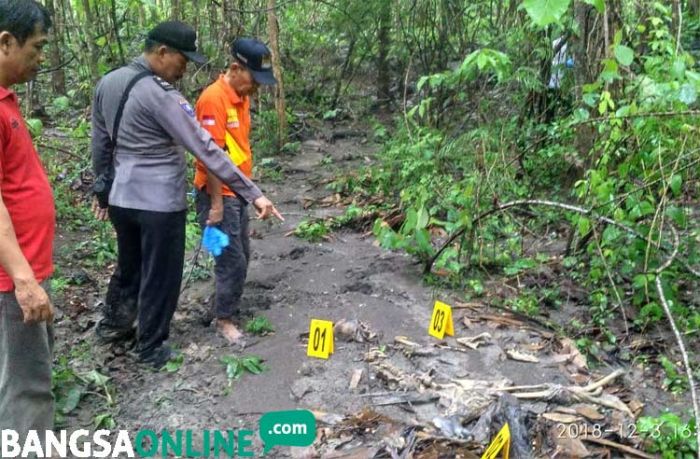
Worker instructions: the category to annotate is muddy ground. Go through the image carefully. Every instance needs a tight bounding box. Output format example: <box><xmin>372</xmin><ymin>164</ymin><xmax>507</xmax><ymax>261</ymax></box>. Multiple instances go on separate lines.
<box><xmin>51</xmin><ymin>128</ymin><xmax>686</xmax><ymax>458</ymax></box>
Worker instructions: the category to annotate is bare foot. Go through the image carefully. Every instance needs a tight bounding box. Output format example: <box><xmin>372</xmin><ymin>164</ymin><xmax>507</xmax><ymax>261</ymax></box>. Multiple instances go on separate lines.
<box><xmin>216</xmin><ymin>319</ymin><xmax>245</xmax><ymax>345</ymax></box>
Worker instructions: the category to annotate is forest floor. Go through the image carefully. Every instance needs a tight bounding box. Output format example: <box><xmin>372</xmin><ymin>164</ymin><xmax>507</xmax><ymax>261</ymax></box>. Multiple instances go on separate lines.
<box><xmin>50</xmin><ymin>123</ymin><xmax>685</xmax><ymax>458</ymax></box>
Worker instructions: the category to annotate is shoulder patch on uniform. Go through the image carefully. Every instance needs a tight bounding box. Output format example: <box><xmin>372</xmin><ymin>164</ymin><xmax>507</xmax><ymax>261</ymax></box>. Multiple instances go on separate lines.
<box><xmin>152</xmin><ymin>75</ymin><xmax>174</xmax><ymax>91</ymax></box>
<box><xmin>178</xmin><ymin>98</ymin><xmax>195</xmax><ymax>117</ymax></box>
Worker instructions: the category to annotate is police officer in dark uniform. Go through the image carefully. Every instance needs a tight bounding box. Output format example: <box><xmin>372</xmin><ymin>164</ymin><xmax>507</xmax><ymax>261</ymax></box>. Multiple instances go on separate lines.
<box><xmin>90</xmin><ymin>21</ymin><xmax>283</xmax><ymax>368</ymax></box>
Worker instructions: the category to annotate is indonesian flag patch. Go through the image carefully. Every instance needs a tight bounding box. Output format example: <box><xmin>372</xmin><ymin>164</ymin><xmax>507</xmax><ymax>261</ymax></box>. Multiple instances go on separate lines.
<box><xmin>202</xmin><ymin>115</ymin><xmax>216</xmax><ymax>126</ymax></box>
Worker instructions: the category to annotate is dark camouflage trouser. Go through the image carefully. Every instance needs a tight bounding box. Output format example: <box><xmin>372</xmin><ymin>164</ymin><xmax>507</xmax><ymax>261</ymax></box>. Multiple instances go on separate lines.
<box><xmin>196</xmin><ymin>191</ymin><xmax>250</xmax><ymax>319</ymax></box>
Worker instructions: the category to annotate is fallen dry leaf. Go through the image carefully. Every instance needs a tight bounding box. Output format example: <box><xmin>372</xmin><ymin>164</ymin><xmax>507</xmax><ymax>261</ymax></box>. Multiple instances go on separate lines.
<box><xmin>542</xmin><ymin>412</ymin><xmax>581</xmax><ymax>423</ymax></box>
<box><xmin>310</xmin><ymin>410</ymin><xmax>344</xmax><ymax>426</ymax></box>
<box><xmin>548</xmin><ymin>426</ymin><xmax>591</xmax><ymax>458</ymax></box>
<box><xmin>574</xmin><ymin>405</ymin><xmax>605</xmax><ymax>421</ymax></box>
<box><xmin>349</xmin><ymin>369</ymin><xmax>364</xmax><ymax>390</ymax></box>
<box><xmin>506</xmin><ymin>349</ymin><xmax>540</xmax><ymax>363</ymax></box>
<box><xmin>553</xmin><ymin>406</ymin><xmax>579</xmax><ymax>415</ymax></box>
<box><xmin>628</xmin><ymin>399</ymin><xmax>644</xmax><ymax>417</ymax></box>
<box><xmin>394</xmin><ymin>336</ymin><xmax>420</xmax><ymax>347</ymax></box>
<box><xmin>559</xmin><ymin>337</ymin><xmax>588</xmax><ymax>370</ymax></box>
<box><xmin>456</xmin><ymin>332</ymin><xmax>492</xmax><ymax>350</ymax></box>
<box><xmin>524</xmin><ymin>341</ymin><xmax>547</xmax><ymax>352</ymax></box>
<box><xmin>568</xmin><ymin>373</ymin><xmax>590</xmax><ymax>385</ymax></box>
<box><xmin>325</xmin><ymin>446</ymin><xmax>380</xmax><ymax>459</ymax></box>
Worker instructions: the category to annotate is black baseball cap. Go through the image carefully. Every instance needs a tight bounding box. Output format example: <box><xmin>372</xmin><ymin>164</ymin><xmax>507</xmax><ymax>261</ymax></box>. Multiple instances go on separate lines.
<box><xmin>148</xmin><ymin>21</ymin><xmax>207</xmax><ymax>65</ymax></box>
<box><xmin>231</xmin><ymin>38</ymin><xmax>277</xmax><ymax>85</ymax></box>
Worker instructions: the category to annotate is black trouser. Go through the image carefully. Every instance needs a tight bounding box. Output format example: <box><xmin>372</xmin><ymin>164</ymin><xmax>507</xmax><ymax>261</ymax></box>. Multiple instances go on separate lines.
<box><xmin>102</xmin><ymin>205</ymin><xmax>186</xmax><ymax>354</ymax></box>
<box><xmin>195</xmin><ymin>191</ymin><xmax>250</xmax><ymax>319</ymax></box>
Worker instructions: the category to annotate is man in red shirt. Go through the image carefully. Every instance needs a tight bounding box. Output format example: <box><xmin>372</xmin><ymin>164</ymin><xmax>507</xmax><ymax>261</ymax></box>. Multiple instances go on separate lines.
<box><xmin>0</xmin><ymin>0</ymin><xmax>55</xmax><ymax>441</ymax></box>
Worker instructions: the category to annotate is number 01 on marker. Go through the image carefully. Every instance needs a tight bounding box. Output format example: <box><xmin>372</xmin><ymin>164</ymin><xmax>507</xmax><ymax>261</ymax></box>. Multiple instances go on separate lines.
<box><xmin>307</xmin><ymin>319</ymin><xmax>334</xmax><ymax>359</ymax></box>
<box><xmin>429</xmin><ymin>301</ymin><xmax>454</xmax><ymax>339</ymax></box>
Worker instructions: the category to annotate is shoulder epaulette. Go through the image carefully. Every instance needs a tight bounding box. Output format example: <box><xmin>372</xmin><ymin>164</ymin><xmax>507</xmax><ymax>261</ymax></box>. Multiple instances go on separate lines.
<box><xmin>152</xmin><ymin>75</ymin><xmax>174</xmax><ymax>91</ymax></box>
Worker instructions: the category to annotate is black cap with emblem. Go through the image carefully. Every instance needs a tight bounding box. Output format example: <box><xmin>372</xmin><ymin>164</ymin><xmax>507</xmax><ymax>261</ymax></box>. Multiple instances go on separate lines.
<box><xmin>230</xmin><ymin>38</ymin><xmax>277</xmax><ymax>85</ymax></box>
<box><xmin>148</xmin><ymin>21</ymin><xmax>207</xmax><ymax>65</ymax></box>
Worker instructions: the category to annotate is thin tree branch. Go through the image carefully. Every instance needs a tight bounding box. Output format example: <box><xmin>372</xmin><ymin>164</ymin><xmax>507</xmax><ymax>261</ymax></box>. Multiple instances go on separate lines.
<box><xmin>425</xmin><ymin>199</ymin><xmax>700</xmax><ymax>279</ymax></box>
<box><xmin>403</xmin><ymin>54</ymin><xmax>414</xmax><ymax>143</ymax></box>
<box><xmin>571</xmin><ymin>110</ymin><xmax>700</xmax><ymax>127</ymax></box>
<box><xmin>654</xmin><ymin>226</ymin><xmax>700</xmax><ymax>459</ymax></box>
<box><xmin>592</xmin><ymin>224</ymin><xmax>629</xmax><ymax>338</ymax></box>
<box><xmin>676</xmin><ymin>0</ymin><xmax>683</xmax><ymax>56</ymax></box>
<box><xmin>36</xmin><ymin>55</ymin><xmax>77</xmax><ymax>75</ymax></box>
<box><xmin>36</xmin><ymin>142</ymin><xmax>83</xmax><ymax>162</ymax></box>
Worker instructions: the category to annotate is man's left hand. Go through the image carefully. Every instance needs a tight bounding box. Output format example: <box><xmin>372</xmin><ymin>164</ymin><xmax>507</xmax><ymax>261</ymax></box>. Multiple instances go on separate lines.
<box><xmin>91</xmin><ymin>197</ymin><xmax>109</xmax><ymax>221</ymax></box>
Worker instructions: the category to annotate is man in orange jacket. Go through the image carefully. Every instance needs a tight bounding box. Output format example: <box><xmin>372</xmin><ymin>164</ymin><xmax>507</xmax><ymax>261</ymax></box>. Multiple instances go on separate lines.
<box><xmin>194</xmin><ymin>38</ymin><xmax>278</xmax><ymax>344</ymax></box>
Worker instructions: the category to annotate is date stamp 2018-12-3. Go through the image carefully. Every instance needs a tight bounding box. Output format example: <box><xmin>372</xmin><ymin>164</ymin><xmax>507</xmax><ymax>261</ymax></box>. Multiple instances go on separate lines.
<box><xmin>556</xmin><ymin>423</ymin><xmax>639</xmax><ymax>440</ymax></box>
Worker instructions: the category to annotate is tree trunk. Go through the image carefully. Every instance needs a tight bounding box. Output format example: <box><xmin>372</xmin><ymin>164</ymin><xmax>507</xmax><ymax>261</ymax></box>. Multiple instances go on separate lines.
<box><xmin>237</xmin><ymin>0</ymin><xmax>247</xmax><ymax>37</ymax></box>
<box><xmin>80</xmin><ymin>0</ymin><xmax>100</xmax><ymax>81</ymax></box>
<box><xmin>267</xmin><ymin>0</ymin><xmax>287</xmax><ymax>149</ymax></box>
<box><xmin>45</xmin><ymin>0</ymin><xmax>66</xmax><ymax>94</ymax></box>
<box><xmin>223</xmin><ymin>0</ymin><xmax>232</xmax><ymax>42</ymax></box>
<box><xmin>171</xmin><ymin>0</ymin><xmax>182</xmax><ymax>20</ymax></box>
<box><xmin>137</xmin><ymin>1</ymin><xmax>146</xmax><ymax>28</ymax></box>
<box><xmin>376</xmin><ymin>0</ymin><xmax>392</xmax><ymax>107</ymax></box>
<box><xmin>332</xmin><ymin>37</ymin><xmax>356</xmax><ymax>106</ymax></box>
<box><xmin>690</xmin><ymin>0</ymin><xmax>700</xmax><ymax>19</ymax></box>
<box><xmin>110</xmin><ymin>0</ymin><xmax>125</xmax><ymax>65</ymax></box>
<box><xmin>207</xmin><ymin>0</ymin><xmax>218</xmax><ymax>51</ymax></box>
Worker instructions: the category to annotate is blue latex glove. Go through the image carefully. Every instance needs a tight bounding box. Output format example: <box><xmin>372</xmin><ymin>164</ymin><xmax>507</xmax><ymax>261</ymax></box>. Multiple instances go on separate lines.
<box><xmin>202</xmin><ymin>226</ymin><xmax>230</xmax><ymax>257</ymax></box>
<box><xmin>566</xmin><ymin>57</ymin><xmax>574</xmax><ymax>68</ymax></box>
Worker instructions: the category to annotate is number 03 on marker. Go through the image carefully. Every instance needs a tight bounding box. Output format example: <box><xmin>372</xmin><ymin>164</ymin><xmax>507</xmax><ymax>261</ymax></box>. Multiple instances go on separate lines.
<box><xmin>429</xmin><ymin>301</ymin><xmax>454</xmax><ymax>339</ymax></box>
<box><xmin>307</xmin><ymin>319</ymin><xmax>334</xmax><ymax>359</ymax></box>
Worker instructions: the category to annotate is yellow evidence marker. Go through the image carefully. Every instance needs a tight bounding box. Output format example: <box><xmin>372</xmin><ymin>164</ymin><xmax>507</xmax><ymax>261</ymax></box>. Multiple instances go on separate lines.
<box><xmin>307</xmin><ymin>319</ymin><xmax>334</xmax><ymax>359</ymax></box>
<box><xmin>428</xmin><ymin>300</ymin><xmax>454</xmax><ymax>339</ymax></box>
<box><xmin>481</xmin><ymin>423</ymin><xmax>511</xmax><ymax>459</ymax></box>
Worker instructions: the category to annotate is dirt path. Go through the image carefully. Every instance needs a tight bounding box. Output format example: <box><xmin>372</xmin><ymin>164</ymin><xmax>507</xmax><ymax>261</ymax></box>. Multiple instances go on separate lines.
<box><xmin>53</xmin><ymin>133</ymin><xmax>673</xmax><ymax>458</ymax></box>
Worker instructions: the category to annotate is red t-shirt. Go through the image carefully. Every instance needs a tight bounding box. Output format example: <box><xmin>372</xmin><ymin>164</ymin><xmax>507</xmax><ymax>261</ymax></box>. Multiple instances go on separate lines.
<box><xmin>0</xmin><ymin>87</ymin><xmax>55</xmax><ymax>291</ymax></box>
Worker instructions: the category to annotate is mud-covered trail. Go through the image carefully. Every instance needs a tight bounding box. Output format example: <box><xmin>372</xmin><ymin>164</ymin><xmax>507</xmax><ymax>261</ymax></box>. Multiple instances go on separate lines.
<box><xmin>52</xmin><ymin>129</ymin><xmax>678</xmax><ymax>458</ymax></box>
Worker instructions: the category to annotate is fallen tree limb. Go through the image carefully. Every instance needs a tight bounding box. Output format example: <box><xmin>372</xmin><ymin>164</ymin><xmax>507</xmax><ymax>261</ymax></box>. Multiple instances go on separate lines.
<box><xmin>583</xmin><ymin>369</ymin><xmax>625</xmax><ymax>392</ymax></box>
<box><xmin>497</xmin><ymin>369</ymin><xmax>624</xmax><ymax>394</ymax></box>
<box><xmin>425</xmin><ymin>199</ymin><xmax>700</xmax><ymax>279</ymax></box>
<box><xmin>572</xmin><ymin>109</ymin><xmax>700</xmax><ymax>127</ymax></box>
<box><xmin>494</xmin><ymin>370</ymin><xmax>632</xmax><ymax>416</ymax></box>
<box><xmin>654</xmin><ymin>226</ymin><xmax>700</xmax><ymax>459</ymax></box>
<box><xmin>371</xmin><ymin>393</ymin><xmax>440</xmax><ymax>406</ymax></box>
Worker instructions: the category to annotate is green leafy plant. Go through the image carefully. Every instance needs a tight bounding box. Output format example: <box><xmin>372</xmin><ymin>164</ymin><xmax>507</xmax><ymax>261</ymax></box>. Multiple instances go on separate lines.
<box><xmin>638</xmin><ymin>413</ymin><xmax>697</xmax><ymax>458</ymax></box>
<box><xmin>294</xmin><ymin>219</ymin><xmax>330</xmax><ymax>242</ymax></box>
<box><xmin>505</xmin><ymin>292</ymin><xmax>540</xmax><ymax>317</ymax></box>
<box><xmin>50</xmin><ymin>96</ymin><xmax>71</xmax><ymax>115</ymax></box>
<box><xmin>162</xmin><ymin>353</ymin><xmax>185</xmax><ymax>373</ymax></box>
<box><xmin>220</xmin><ymin>355</ymin><xmax>267</xmax><ymax>388</ymax></box>
<box><xmin>659</xmin><ymin>356</ymin><xmax>689</xmax><ymax>394</ymax></box>
<box><xmin>52</xmin><ymin>345</ymin><xmax>115</xmax><ymax>428</ymax></box>
<box><xmin>94</xmin><ymin>412</ymin><xmax>116</xmax><ymax>429</ymax></box>
<box><xmin>245</xmin><ymin>316</ymin><xmax>275</xmax><ymax>335</ymax></box>
<box><xmin>51</xmin><ymin>276</ymin><xmax>70</xmax><ymax>295</ymax></box>
<box><xmin>25</xmin><ymin>118</ymin><xmax>43</xmax><ymax>138</ymax></box>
